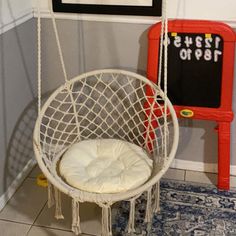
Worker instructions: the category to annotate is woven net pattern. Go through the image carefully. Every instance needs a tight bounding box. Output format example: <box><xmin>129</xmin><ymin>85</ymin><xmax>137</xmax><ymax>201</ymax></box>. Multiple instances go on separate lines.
<box><xmin>34</xmin><ymin>70</ymin><xmax>178</xmax><ymax>201</ymax></box>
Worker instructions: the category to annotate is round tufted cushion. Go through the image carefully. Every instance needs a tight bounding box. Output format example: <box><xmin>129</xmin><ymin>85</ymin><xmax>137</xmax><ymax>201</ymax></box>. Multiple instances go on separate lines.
<box><xmin>59</xmin><ymin>139</ymin><xmax>153</xmax><ymax>194</ymax></box>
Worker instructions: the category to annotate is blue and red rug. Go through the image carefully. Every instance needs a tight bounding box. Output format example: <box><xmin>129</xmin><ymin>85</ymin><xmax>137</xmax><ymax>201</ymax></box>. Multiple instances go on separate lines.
<box><xmin>113</xmin><ymin>180</ymin><xmax>236</xmax><ymax>235</ymax></box>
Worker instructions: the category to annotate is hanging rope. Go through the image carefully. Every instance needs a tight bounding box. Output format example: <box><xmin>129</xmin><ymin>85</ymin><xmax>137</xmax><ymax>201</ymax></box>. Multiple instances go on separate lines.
<box><xmin>47</xmin><ymin>0</ymin><xmax>69</xmax><ymax>83</ymax></box>
<box><xmin>163</xmin><ymin>0</ymin><xmax>169</xmax><ymax>161</ymax></box>
<box><xmin>37</xmin><ymin>0</ymin><xmax>41</xmax><ymax>116</ymax></box>
<box><xmin>157</xmin><ymin>0</ymin><xmax>169</xmax><ymax>161</ymax></box>
<box><xmin>37</xmin><ymin>0</ymin><xmax>68</xmax><ymax>126</ymax></box>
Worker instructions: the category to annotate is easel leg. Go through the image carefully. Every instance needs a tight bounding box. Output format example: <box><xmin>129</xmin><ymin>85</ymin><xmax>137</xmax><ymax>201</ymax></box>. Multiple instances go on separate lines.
<box><xmin>217</xmin><ymin>122</ymin><xmax>231</xmax><ymax>190</ymax></box>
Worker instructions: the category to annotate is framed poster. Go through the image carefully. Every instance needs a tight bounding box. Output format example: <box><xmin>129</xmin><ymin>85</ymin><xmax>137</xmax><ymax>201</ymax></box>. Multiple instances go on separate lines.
<box><xmin>52</xmin><ymin>0</ymin><xmax>162</xmax><ymax>16</ymax></box>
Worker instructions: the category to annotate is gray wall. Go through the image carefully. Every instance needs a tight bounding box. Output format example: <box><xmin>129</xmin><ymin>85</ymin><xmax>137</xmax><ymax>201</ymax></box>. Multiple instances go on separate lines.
<box><xmin>40</xmin><ymin>18</ymin><xmax>236</xmax><ymax>166</ymax></box>
<box><xmin>0</xmin><ymin>19</ymin><xmax>36</xmax><ymax>195</ymax></box>
<box><xmin>40</xmin><ymin>19</ymin><xmax>149</xmax><ymax>91</ymax></box>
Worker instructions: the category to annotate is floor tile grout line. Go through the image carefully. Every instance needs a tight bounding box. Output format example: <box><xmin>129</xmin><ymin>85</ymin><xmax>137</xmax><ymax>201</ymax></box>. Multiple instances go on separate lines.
<box><xmin>32</xmin><ymin>201</ymin><xmax>48</xmax><ymax>226</ymax></box>
<box><xmin>0</xmin><ymin>218</ymin><xmax>32</xmax><ymax>226</ymax></box>
<box><xmin>25</xmin><ymin>199</ymin><xmax>48</xmax><ymax>235</ymax></box>
<box><xmin>26</xmin><ymin>224</ymin><xmax>33</xmax><ymax>236</ymax></box>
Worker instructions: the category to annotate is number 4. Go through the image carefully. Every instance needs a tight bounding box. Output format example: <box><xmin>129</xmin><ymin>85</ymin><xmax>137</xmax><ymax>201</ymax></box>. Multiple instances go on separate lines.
<box><xmin>184</xmin><ymin>36</ymin><xmax>193</xmax><ymax>48</ymax></box>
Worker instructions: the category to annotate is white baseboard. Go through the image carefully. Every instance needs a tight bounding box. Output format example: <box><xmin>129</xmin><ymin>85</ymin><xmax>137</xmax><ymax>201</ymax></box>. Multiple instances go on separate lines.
<box><xmin>0</xmin><ymin>159</ymin><xmax>36</xmax><ymax>211</ymax></box>
<box><xmin>171</xmin><ymin>159</ymin><xmax>236</xmax><ymax>176</ymax></box>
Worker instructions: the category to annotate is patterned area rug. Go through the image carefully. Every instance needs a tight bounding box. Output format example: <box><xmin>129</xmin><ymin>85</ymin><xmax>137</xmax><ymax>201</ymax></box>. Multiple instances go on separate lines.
<box><xmin>113</xmin><ymin>180</ymin><xmax>236</xmax><ymax>235</ymax></box>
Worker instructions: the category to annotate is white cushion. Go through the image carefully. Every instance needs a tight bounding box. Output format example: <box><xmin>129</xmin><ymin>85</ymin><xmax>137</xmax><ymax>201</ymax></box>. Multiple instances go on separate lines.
<box><xmin>59</xmin><ymin>139</ymin><xmax>153</xmax><ymax>194</ymax></box>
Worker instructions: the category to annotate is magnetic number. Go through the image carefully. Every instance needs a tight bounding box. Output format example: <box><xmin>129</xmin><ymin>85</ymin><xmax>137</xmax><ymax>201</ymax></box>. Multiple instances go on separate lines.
<box><xmin>204</xmin><ymin>49</ymin><xmax>212</xmax><ymax>61</ymax></box>
<box><xmin>171</xmin><ymin>35</ymin><xmax>222</xmax><ymax>50</ymax></box>
<box><xmin>174</xmin><ymin>36</ymin><xmax>181</xmax><ymax>48</ymax></box>
<box><xmin>195</xmin><ymin>36</ymin><xmax>203</xmax><ymax>48</ymax></box>
<box><xmin>180</xmin><ymin>48</ymin><xmax>192</xmax><ymax>60</ymax></box>
<box><xmin>180</xmin><ymin>49</ymin><xmax>222</xmax><ymax>62</ymax></box>
<box><xmin>195</xmin><ymin>49</ymin><xmax>203</xmax><ymax>60</ymax></box>
<box><xmin>205</xmin><ymin>37</ymin><xmax>213</xmax><ymax>48</ymax></box>
<box><xmin>215</xmin><ymin>36</ymin><xmax>221</xmax><ymax>49</ymax></box>
<box><xmin>184</xmin><ymin>36</ymin><xmax>193</xmax><ymax>47</ymax></box>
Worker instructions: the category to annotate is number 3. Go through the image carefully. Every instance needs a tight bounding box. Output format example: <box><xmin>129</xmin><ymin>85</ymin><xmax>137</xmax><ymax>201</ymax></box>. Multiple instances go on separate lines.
<box><xmin>196</xmin><ymin>36</ymin><xmax>203</xmax><ymax>48</ymax></box>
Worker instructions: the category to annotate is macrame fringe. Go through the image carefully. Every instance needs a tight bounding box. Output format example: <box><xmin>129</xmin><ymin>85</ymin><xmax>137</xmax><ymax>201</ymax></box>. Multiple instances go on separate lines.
<box><xmin>100</xmin><ymin>203</ymin><xmax>112</xmax><ymax>236</ymax></box>
<box><xmin>153</xmin><ymin>182</ymin><xmax>161</xmax><ymax>213</ymax></box>
<box><xmin>54</xmin><ymin>187</ymin><xmax>64</xmax><ymax>219</ymax></box>
<box><xmin>72</xmin><ymin>199</ymin><xmax>82</xmax><ymax>235</ymax></box>
<box><xmin>47</xmin><ymin>182</ymin><xmax>55</xmax><ymax>208</ymax></box>
<box><xmin>145</xmin><ymin>188</ymin><xmax>153</xmax><ymax>223</ymax></box>
<box><xmin>127</xmin><ymin>199</ymin><xmax>136</xmax><ymax>234</ymax></box>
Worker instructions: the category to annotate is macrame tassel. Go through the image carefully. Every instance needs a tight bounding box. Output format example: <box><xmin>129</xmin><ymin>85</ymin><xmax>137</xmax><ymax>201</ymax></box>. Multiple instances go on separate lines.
<box><xmin>101</xmin><ymin>204</ymin><xmax>112</xmax><ymax>236</ymax></box>
<box><xmin>47</xmin><ymin>182</ymin><xmax>55</xmax><ymax>208</ymax></box>
<box><xmin>145</xmin><ymin>188</ymin><xmax>153</xmax><ymax>223</ymax></box>
<box><xmin>153</xmin><ymin>182</ymin><xmax>161</xmax><ymax>213</ymax></box>
<box><xmin>72</xmin><ymin>199</ymin><xmax>82</xmax><ymax>235</ymax></box>
<box><xmin>54</xmin><ymin>187</ymin><xmax>64</xmax><ymax>219</ymax></box>
<box><xmin>127</xmin><ymin>199</ymin><xmax>136</xmax><ymax>234</ymax></box>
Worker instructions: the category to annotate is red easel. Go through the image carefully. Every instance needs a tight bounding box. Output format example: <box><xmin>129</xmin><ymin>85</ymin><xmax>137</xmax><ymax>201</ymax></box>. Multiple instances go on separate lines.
<box><xmin>147</xmin><ymin>20</ymin><xmax>235</xmax><ymax>190</ymax></box>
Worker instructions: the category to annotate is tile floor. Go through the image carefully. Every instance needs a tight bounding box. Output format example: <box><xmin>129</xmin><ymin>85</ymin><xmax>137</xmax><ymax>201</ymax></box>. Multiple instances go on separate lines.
<box><xmin>0</xmin><ymin>166</ymin><xmax>102</xmax><ymax>236</ymax></box>
<box><xmin>0</xmin><ymin>165</ymin><xmax>236</xmax><ymax>236</ymax></box>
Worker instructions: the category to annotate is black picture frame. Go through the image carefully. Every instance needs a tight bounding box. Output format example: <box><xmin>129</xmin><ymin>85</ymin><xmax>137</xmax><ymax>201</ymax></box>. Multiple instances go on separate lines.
<box><xmin>52</xmin><ymin>0</ymin><xmax>162</xmax><ymax>16</ymax></box>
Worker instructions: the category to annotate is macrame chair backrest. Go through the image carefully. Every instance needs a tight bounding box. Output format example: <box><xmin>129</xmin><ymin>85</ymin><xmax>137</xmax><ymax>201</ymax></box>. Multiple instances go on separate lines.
<box><xmin>33</xmin><ymin>69</ymin><xmax>179</xmax><ymax>203</ymax></box>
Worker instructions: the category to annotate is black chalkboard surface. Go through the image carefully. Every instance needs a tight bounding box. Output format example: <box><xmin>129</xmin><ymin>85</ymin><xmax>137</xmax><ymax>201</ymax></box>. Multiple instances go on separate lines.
<box><xmin>160</xmin><ymin>33</ymin><xmax>223</xmax><ymax>108</ymax></box>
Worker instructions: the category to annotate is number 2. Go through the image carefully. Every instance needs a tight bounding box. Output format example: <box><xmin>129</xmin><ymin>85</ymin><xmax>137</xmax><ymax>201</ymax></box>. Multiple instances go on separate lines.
<box><xmin>205</xmin><ymin>38</ymin><xmax>213</xmax><ymax>48</ymax></box>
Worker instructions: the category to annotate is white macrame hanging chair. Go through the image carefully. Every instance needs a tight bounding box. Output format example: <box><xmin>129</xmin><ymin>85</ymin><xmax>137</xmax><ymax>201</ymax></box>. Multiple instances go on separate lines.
<box><xmin>33</xmin><ymin>0</ymin><xmax>179</xmax><ymax>235</ymax></box>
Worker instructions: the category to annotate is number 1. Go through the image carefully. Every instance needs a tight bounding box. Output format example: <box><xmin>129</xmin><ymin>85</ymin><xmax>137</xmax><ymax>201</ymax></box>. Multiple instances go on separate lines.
<box><xmin>215</xmin><ymin>37</ymin><xmax>221</xmax><ymax>49</ymax></box>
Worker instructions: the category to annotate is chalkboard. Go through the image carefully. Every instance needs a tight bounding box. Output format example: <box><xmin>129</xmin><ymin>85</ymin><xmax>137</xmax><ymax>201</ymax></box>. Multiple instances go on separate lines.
<box><xmin>148</xmin><ymin>20</ymin><xmax>235</xmax><ymax>190</ymax></box>
<box><xmin>160</xmin><ymin>33</ymin><xmax>223</xmax><ymax>108</ymax></box>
